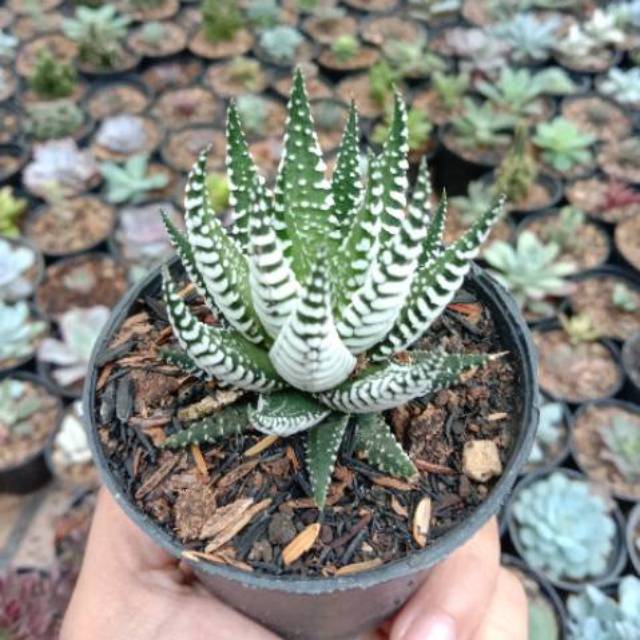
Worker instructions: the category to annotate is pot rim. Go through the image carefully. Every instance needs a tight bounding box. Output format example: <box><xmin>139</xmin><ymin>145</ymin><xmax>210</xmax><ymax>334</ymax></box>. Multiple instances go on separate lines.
<box><xmin>83</xmin><ymin>258</ymin><xmax>539</xmax><ymax>595</ymax></box>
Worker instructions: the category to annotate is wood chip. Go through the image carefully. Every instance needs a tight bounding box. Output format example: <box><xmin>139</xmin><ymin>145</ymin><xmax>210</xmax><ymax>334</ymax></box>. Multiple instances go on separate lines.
<box><xmin>191</xmin><ymin>444</ymin><xmax>209</xmax><ymax>477</ymax></box>
<box><xmin>216</xmin><ymin>459</ymin><xmax>259</xmax><ymax>489</ymax></box>
<box><xmin>487</xmin><ymin>412</ymin><xmax>508</xmax><ymax>422</ymax></box>
<box><xmin>135</xmin><ymin>453</ymin><xmax>182</xmax><ymax>500</ymax></box>
<box><xmin>412</xmin><ymin>497</ymin><xmax>432</xmax><ymax>548</ymax></box>
<box><xmin>372</xmin><ymin>475</ymin><xmax>415</xmax><ymax>491</ymax></box>
<box><xmin>200</xmin><ymin>498</ymin><xmax>254</xmax><ymax>539</ymax></box>
<box><xmin>244</xmin><ymin>435</ymin><xmax>279</xmax><ymax>457</ymax></box>
<box><xmin>178</xmin><ymin>282</ymin><xmax>196</xmax><ymax>297</ymax></box>
<box><xmin>282</xmin><ymin>523</ymin><xmax>321</xmax><ymax>566</ymax></box>
<box><xmin>285</xmin><ymin>445</ymin><xmax>301</xmax><ymax>471</ymax></box>
<box><xmin>177</xmin><ymin>389</ymin><xmax>245</xmax><ymax>422</ymax></box>
<box><xmin>335</xmin><ymin>558</ymin><xmax>383</xmax><ymax>576</ymax></box>
<box><xmin>181</xmin><ymin>549</ymin><xmax>253</xmax><ymax>572</ymax></box>
<box><xmin>203</xmin><ymin>498</ymin><xmax>271</xmax><ymax>553</ymax></box>
<box><xmin>390</xmin><ymin>495</ymin><xmax>409</xmax><ymax>518</ymax></box>
<box><xmin>415</xmin><ymin>459</ymin><xmax>455</xmax><ymax>475</ymax></box>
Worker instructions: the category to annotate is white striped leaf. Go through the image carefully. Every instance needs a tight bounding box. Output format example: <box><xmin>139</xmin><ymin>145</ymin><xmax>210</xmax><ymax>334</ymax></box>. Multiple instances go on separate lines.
<box><xmin>158</xmin><ymin>346</ymin><xmax>213</xmax><ymax>380</ymax></box>
<box><xmin>184</xmin><ymin>146</ymin><xmax>269</xmax><ymax>346</ymax></box>
<box><xmin>419</xmin><ymin>192</ymin><xmax>447</xmax><ymax>266</ymax></box>
<box><xmin>306</xmin><ymin>412</ymin><xmax>350</xmax><ymax>509</ymax></box>
<box><xmin>162</xmin><ymin>267</ymin><xmax>284</xmax><ymax>392</ymax></box>
<box><xmin>248</xmin><ymin>390</ymin><xmax>330</xmax><ymax>437</ymax></box>
<box><xmin>269</xmin><ymin>258</ymin><xmax>356</xmax><ymax>392</ymax></box>
<box><xmin>371</xmin><ymin>198</ymin><xmax>505</xmax><ymax>360</ymax></box>
<box><xmin>316</xmin><ymin>350</ymin><xmax>489</xmax><ymax>413</ymax></box>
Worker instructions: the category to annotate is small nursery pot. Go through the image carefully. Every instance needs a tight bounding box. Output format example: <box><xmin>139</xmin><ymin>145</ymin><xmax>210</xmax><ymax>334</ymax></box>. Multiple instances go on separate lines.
<box><xmin>626</xmin><ymin>502</ymin><xmax>640</xmax><ymax>576</ymax></box>
<box><xmin>0</xmin><ymin>371</ymin><xmax>62</xmax><ymax>495</ymax></box>
<box><xmin>506</xmin><ymin>468</ymin><xmax>628</xmax><ymax>592</ymax></box>
<box><xmin>84</xmin><ymin>259</ymin><xmax>538</xmax><ymax>640</ymax></box>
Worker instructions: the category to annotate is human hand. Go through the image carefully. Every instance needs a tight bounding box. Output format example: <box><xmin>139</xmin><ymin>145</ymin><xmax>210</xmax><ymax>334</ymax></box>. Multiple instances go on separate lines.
<box><xmin>61</xmin><ymin>489</ymin><xmax>527</xmax><ymax>640</ymax></box>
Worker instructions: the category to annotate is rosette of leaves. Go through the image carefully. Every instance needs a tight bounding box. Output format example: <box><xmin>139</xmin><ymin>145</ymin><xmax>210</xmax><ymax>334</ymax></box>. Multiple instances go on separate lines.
<box><xmin>0</xmin><ymin>301</ymin><xmax>47</xmax><ymax>362</ymax></box>
<box><xmin>23</xmin><ymin>101</ymin><xmax>84</xmax><ymax>141</ymax></box>
<box><xmin>567</xmin><ymin>576</ymin><xmax>640</xmax><ymax>640</ymax></box>
<box><xmin>382</xmin><ymin>37</ymin><xmax>446</xmax><ymax>78</ymax></box>
<box><xmin>533</xmin><ymin>117</ymin><xmax>595</xmax><ymax>173</ymax></box>
<box><xmin>0</xmin><ymin>187</ymin><xmax>27</xmax><ymax>237</ymax></box>
<box><xmin>0</xmin><ymin>239</ymin><xmax>37</xmax><ymax>302</ymax></box>
<box><xmin>492</xmin><ymin>13</ymin><xmax>560</xmax><ymax>63</ymax></box>
<box><xmin>600</xmin><ymin>416</ymin><xmax>640</xmax><ymax>483</ymax></box>
<box><xmin>0</xmin><ymin>379</ymin><xmax>41</xmax><ymax>444</ymax></box>
<box><xmin>158</xmin><ymin>70</ymin><xmax>504</xmax><ymax>508</ymax></box>
<box><xmin>512</xmin><ymin>472</ymin><xmax>617</xmax><ymax>582</ymax></box>
<box><xmin>259</xmin><ymin>26</ymin><xmax>303</xmax><ymax>64</ymax></box>
<box><xmin>431</xmin><ymin>71</ymin><xmax>469</xmax><ymax>110</ymax></box>
<box><xmin>100</xmin><ymin>154</ymin><xmax>168</xmax><ymax>204</ymax></box>
<box><xmin>27</xmin><ymin>49</ymin><xmax>77</xmax><ymax>100</ymax></box>
<box><xmin>201</xmin><ymin>0</ymin><xmax>244</xmax><ymax>43</ymax></box>
<box><xmin>449</xmin><ymin>99</ymin><xmax>515</xmax><ymax>151</ymax></box>
<box><xmin>599</xmin><ymin>68</ymin><xmax>640</xmax><ymax>106</ymax></box>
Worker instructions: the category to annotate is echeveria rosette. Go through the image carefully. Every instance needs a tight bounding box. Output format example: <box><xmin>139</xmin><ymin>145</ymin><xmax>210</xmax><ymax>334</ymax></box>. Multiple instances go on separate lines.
<box><xmin>160</xmin><ymin>69</ymin><xmax>504</xmax><ymax>508</ymax></box>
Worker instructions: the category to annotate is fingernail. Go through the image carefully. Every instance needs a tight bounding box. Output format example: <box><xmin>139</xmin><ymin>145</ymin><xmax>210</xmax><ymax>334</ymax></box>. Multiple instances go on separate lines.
<box><xmin>403</xmin><ymin>612</ymin><xmax>456</xmax><ymax>640</ymax></box>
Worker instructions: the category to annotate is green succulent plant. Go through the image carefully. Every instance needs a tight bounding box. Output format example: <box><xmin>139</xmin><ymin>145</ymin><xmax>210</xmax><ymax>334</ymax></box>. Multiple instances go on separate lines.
<box><xmin>533</xmin><ymin>117</ymin><xmax>595</xmax><ymax>173</ymax></box>
<box><xmin>331</xmin><ymin>35</ymin><xmax>360</xmax><ymax>63</ymax></box>
<box><xmin>23</xmin><ymin>101</ymin><xmax>84</xmax><ymax>141</ymax></box>
<box><xmin>484</xmin><ymin>232</ymin><xmax>576</xmax><ymax>316</ymax></box>
<box><xmin>450</xmin><ymin>99</ymin><xmax>515</xmax><ymax>150</ymax></box>
<box><xmin>529</xmin><ymin>596</ymin><xmax>560</xmax><ymax>640</ymax></box>
<box><xmin>567</xmin><ymin>576</ymin><xmax>640</xmax><ymax>640</ymax></box>
<box><xmin>493</xmin><ymin>13</ymin><xmax>560</xmax><ymax>62</ymax></box>
<box><xmin>431</xmin><ymin>70</ymin><xmax>470</xmax><ymax>110</ymax></box>
<box><xmin>158</xmin><ymin>70</ymin><xmax>504</xmax><ymax>508</ymax></box>
<box><xmin>493</xmin><ymin>125</ymin><xmax>538</xmax><ymax>203</ymax></box>
<box><xmin>27</xmin><ymin>50</ymin><xmax>77</xmax><ymax>100</ymax></box>
<box><xmin>0</xmin><ymin>187</ymin><xmax>27</xmax><ymax>238</ymax></box>
<box><xmin>559</xmin><ymin>313</ymin><xmax>601</xmax><ymax>346</ymax></box>
<box><xmin>368</xmin><ymin>61</ymin><xmax>399</xmax><ymax>108</ymax></box>
<box><xmin>541</xmin><ymin>206</ymin><xmax>586</xmax><ymax>251</ymax></box>
<box><xmin>100</xmin><ymin>154</ymin><xmax>168</xmax><ymax>204</ymax></box>
<box><xmin>531</xmin><ymin>67</ymin><xmax>581</xmax><ymax>96</ymax></box>
<box><xmin>139</xmin><ymin>21</ymin><xmax>167</xmax><ymax>46</ymax></box>
<box><xmin>0</xmin><ymin>380</ymin><xmax>41</xmax><ymax>441</ymax></box>
<box><xmin>476</xmin><ymin>67</ymin><xmax>548</xmax><ymax>117</ymax></box>
<box><xmin>201</xmin><ymin>0</ymin><xmax>244</xmax><ymax>43</ymax></box>
<box><xmin>259</xmin><ymin>26</ymin><xmax>303</xmax><ymax>64</ymax></box>
<box><xmin>512</xmin><ymin>472</ymin><xmax>617</xmax><ymax>582</ymax></box>
<box><xmin>599</xmin><ymin>68</ymin><xmax>640</xmax><ymax>105</ymax></box>
<box><xmin>611</xmin><ymin>283</ymin><xmax>639</xmax><ymax>312</ymax></box>
<box><xmin>382</xmin><ymin>37</ymin><xmax>446</xmax><ymax>78</ymax></box>
<box><xmin>0</xmin><ymin>301</ymin><xmax>47</xmax><ymax>362</ymax></box>
<box><xmin>246</xmin><ymin>0</ymin><xmax>280</xmax><ymax>28</ymax></box>
<box><xmin>63</xmin><ymin>5</ymin><xmax>131</xmax><ymax>69</ymax></box>
<box><xmin>235</xmin><ymin>94</ymin><xmax>269</xmax><ymax>136</ymax></box>
<box><xmin>226</xmin><ymin>57</ymin><xmax>263</xmax><ymax>91</ymax></box>
<box><xmin>450</xmin><ymin>180</ymin><xmax>494</xmax><ymax>227</ymax></box>
<box><xmin>600</xmin><ymin>415</ymin><xmax>640</xmax><ymax>483</ymax></box>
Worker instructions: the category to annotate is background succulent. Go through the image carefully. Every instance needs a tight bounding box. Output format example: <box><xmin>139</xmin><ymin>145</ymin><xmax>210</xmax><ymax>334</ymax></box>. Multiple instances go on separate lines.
<box><xmin>0</xmin><ymin>379</ymin><xmax>41</xmax><ymax>442</ymax></box>
<box><xmin>492</xmin><ymin>13</ymin><xmax>560</xmax><ymax>62</ymax></box>
<box><xmin>600</xmin><ymin>416</ymin><xmax>640</xmax><ymax>483</ymax></box>
<box><xmin>599</xmin><ymin>68</ymin><xmax>640</xmax><ymax>105</ymax></box>
<box><xmin>100</xmin><ymin>154</ymin><xmax>168</xmax><ymax>204</ymax></box>
<box><xmin>94</xmin><ymin>114</ymin><xmax>149</xmax><ymax>155</ymax></box>
<box><xmin>450</xmin><ymin>99</ymin><xmax>515</xmax><ymax>149</ymax></box>
<box><xmin>235</xmin><ymin>94</ymin><xmax>270</xmax><ymax>137</ymax></box>
<box><xmin>331</xmin><ymin>35</ymin><xmax>360</xmax><ymax>63</ymax></box>
<box><xmin>259</xmin><ymin>26</ymin><xmax>303</xmax><ymax>63</ymax></box>
<box><xmin>23</xmin><ymin>101</ymin><xmax>84</xmax><ymax>141</ymax></box>
<box><xmin>159</xmin><ymin>70</ymin><xmax>504</xmax><ymax>508</ymax></box>
<box><xmin>512</xmin><ymin>472</ymin><xmax>617</xmax><ymax>582</ymax></box>
<box><xmin>533</xmin><ymin>117</ymin><xmax>595</xmax><ymax>173</ymax></box>
<box><xmin>0</xmin><ymin>301</ymin><xmax>47</xmax><ymax>362</ymax></box>
<box><xmin>431</xmin><ymin>71</ymin><xmax>469</xmax><ymax>110</ymax></box>
<box><xmin>201</xmin><ymin>0</ymin><xmax>244</xmax><ymax>43</ymax></box>
<box><xmin>27</xmin><ymin>50</ymin><xmax>77</xmax><ymax>100</ymax></box>
<box><xmin>0</xmin><ymin>187</ymin><xmax>27</xmax><ymax>238</ymax></box>
<box><xmin>612</xmin><ymin>283</ymin><xmax>639</xmax><ymax>313</ymax></box>
<box><xmin>0</xmin><ymin>240</ymin><xmax>37</xmax><ymax>302</ymax></box>
<box><xmin>527</xmin><ymin>400</ymin><xmax>565</xmax><ymax>467</ymax></box>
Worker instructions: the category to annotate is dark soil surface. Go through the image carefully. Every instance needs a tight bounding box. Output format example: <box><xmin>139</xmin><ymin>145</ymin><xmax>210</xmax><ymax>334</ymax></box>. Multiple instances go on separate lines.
<box><xmin>93</xmin><ymin>274</ymin><xmax>520</xmax><ymax>578</ymax></box>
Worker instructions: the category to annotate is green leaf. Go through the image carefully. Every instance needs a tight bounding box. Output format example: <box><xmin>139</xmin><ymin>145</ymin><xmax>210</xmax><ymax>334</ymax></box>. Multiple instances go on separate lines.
<box><xmin>248</xmin><ymin>390</ymin><xmax>330</xmax><ymax>437</ymax></box>
<box><xmin>372</xmin><ymin>198</ymin><xmax>504</xmax><ymax>360</ymax></box>
<box><xmin>306</xmin><ymin>412</ymin><xmax>350</xmax><ymax>509</ymax></box>
<box><xmin>183</xmin><ymin>146</ymin><xmax>270</xmax><ymax>346</ymax></box>
<box><xmin>317</xmin><ymin>350</ymin><xmax>490</xmax><ymax>413</ymax></box>
<box><xmin>328</xmin><ymin>102</ymin><xmax>363</xmax><ymax>246</ymax></box>
<box><xmin>158</xmin><ymin>346</ymin><xmax>212</xmax><ymax>380</ymax></box>
<box><xmin>269</xmin><ymin>258</ymin><xmax>356</xmax><ymax>391</ymax></box>
<box><xmin>273</xmin><ymin>68</ymin><xmax>333</xmax><ymax>279</ymax></box>
<box><xmin>162</xmin><ymin>267</ymin><xmax>285</xmax><ymax>392</ymax></box>
<box><xmin>161</xmin><ymin>404</ymin><xmax>250</xmax><ymax>449</ymax></box>
<box><xmin>354</xmin><ymin>413</ymin><xmax>416</xmax><ymax>478</ymax></box>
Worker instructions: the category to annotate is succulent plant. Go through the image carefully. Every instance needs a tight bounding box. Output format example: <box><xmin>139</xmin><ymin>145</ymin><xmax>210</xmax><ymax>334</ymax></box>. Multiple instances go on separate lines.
<box><xmin>138</xmin><ymin>21</ymin><xmax>167</xmax><ymax>47</ymax></box>
<box><xmin>599</xmin><ymin>415</ymin><xmax>640</xmax><ymax>482</ymax></box>
<box><xmin>0</xmin><ymin>379</ymin><xmax>41</xmax><ymax>442</ymax></box>
<box><xmin>0</xmin><ymin>301</ymin><xmax>47</xmax><ymax>362</ymax></box>
<box><xmin>599</xmin><ymin>68</ymin><xmax>640</xmax><ymax>105</ymax></box>
<box><xmin>612</xmin><ymin>283</ymin><xmax>639</xmax><ymax>313</ymax></box>
<box><xmin>63</xmin><ymin>5</ymin><xmax>130</xmax><ymax>68</ymax></box>
<box><xmin>0</xmin><ymin>568</ymin><xmax>57</xmax><ymax>640</ymax></box>
<box><xmin>540</xmin><ymin>206</ymin><xmax>587</xmax><ymax>251</ymax></box>
<box><xmin>100</xmin><ymin>154</ymin><xmax>168</xmax><ymax>204</ymax></box>
<box><xmin>567</xmin><ymin>576</ymin><xmax>640</xmax><ymax>640</ymax></box>
<box><xmin>613</xmin><ymin>0</ymin><xmax>640</xmax><ymax>29</ymax></box>
<box><xmin>259</xmin><ymin>26</ymin><xmax>303</xmax><ymax>64</ymax></box>
<box><xmin>382</xmin><ymin>37</ymin><xmax>446</xmax><ymax>78</ymax></box>
<box><xmin>94</xmin><ymin>114</ymin><xmax>149</xmax><ymax>155</ymax></box>
<box><xmin>0</xmin><ymin>29</ymin><xmax>18</xmax><ymax>60</ymax></box>
<box><xmin>533</xmin><ymin>117</ymin><xmax>595</xmax><ymax>173</ymax></box>
<box><xmin>513</xmin><ymin>472</ymin><xmax>617</xmax><ymax>582</ymax></box>
<box><xmin>431</xmin><ymin>70</ymin><xmax>470</xmax><ymax>110</ymax></box>
<box><xmin>23</xmin><ymin>101</ymin><xmax>84</xmax><ymax>141</ymax></box>
<box><xmin>235</xmin><ymin>94</ymin><xmax>270</xmax><ymax>137</ymax></box>
<box><xmin>493</xmin><ymin>126</ymin><xmax>538</xmax><ymax>203</ymax></box>
<box><xmin>527</xmin><ymin>400</ymin><xmax>565</xmax><ymax>466</ymax></box>
<box><xmin>554</xmin><ymin>24</ymin><xmax>599</xmax><ymax>60</ymax></box>
<box><xmin>373</xmin><ymin>106</ymin><xmax>433</xmax><ymax>152</ymax></box>
<box><xmin>476</xmin><ymin>67</ymin><xmax>549</xmax><ymax>117</ymax></box>
<box><xmin>201</xmin><ymin>0</ymin><xmax>244</xmax><ymax>43</ymax></box>
<box><xmin>23</xmin><ymin>139</ymin><xmax>99</xmax><ymax>199</ymax></box>
<box><xmin>583</xmin><ymin>8</ymin><xmax>625</xmax><ymax>46</ymax></box>
<box><xmin>368</xmin><ymin>61</ymin><xmax>399</xmax><ymax>108</ymax></box>
<box><xmin>450</xmin><ymin>99</ymin><xmax>515</xmax><ymax>150</ymax></box>
<box><xmin>331</xmin><ymin>34</ymin><xmax>360</xmax><ymax>63</ymax></box>
<box><xmin>312</xmin><ymin>100</ymin><xmax>346</xmax><ymax>132</ymax></box>
<box><xmin>531</xmin><ymin>67</ymin><xmax>581</xmax><ymax>96</ymax></box>
<box><xmin>226</xmin><ymin>57</ymin><xmax>263</xmax><ymax>92</ymax></box>
<box><xmin>158</xmin><ymin>70</ymin><xmax>504</xmax><ymax>508</ymax></box>
<box><xmin>484</xmin><ymin>232</ymin><xmax>576</xmax><ymax>316</ymax></box>
<box><xmin>493</xmin><ymin>13</ymin><xmax>560</xmax><ymax>63</ymax></box>
<box><xmin>246</xmin><ymin>0</ymin><xmax>280</xmax><ymax>28</ymax></box>
<box><xmin>559</xmin><ymin>313</ymin><xmax>601</xmax><ymax>346</ymax></box>
<box><xmin>38</xmin><ymin>306</ymin><xmax>110</xmax><ymax>387</ymax></box>
<box><xmin>0</xmin><ymin>240</ymin><xmax>37</xmax><ymax>302</ymax></box>
<box><xmin>0</xmin><ymin>187</ymin><xmax>27</xmax><ymax>238</ymax></box>
<box><xmin>27</xmin><ymin>49</ymin><xmax>77</xmax><ymax>100</ymax></box>
<box><xmin>450</xmin><ymin>180</ymin><xmax>494</xmax><ymax>227</ymax></box>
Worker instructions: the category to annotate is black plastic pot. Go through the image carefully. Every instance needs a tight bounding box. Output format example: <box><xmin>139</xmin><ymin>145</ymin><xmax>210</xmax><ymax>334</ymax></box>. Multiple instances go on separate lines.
<box><xmin>570</xmin><ymin>399</ymin><xmax>640</xmax><ymax>503</ymax></box>
<box><xmin>621</xmin><ymin>333</ymin><xmax>640</xmax><ymax>403</ymax></box>
<box><xmin>0</xmin><ymin>141</ymin><xmax>28</xmax><ymax>184</ymax></box>
<box><xmin>501</xmin><ymin>554</ymin><xmax>568</xmax><ymax>640</ymax></box>
<box><xmin>84</xmin><ymin>259</ymin><xmax>538</xmax><ymax>640</ymax></box>
<box><xmin>626</xmin><ymin>502</ymin><xmax>640</xmax><ymax>576</ymax></box>
<box><xmin>0</xmin><ymin>371</ymin><xmax>62</xmax><ymax>495</ymax></box>
<box><xmin>506</xmin><ymin>468</ymin><xmax>628</xmax><ymax>593</ymax></box>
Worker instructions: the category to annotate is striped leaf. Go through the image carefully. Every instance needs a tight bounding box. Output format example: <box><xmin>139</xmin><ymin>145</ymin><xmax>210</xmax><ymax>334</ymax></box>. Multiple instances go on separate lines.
<box><xmin>316</xmin><ymin>350</ymin><xmax>489</xmax><ymax>413</ymax></box>
<box><xmin>354</xmin><ymin>413</ymin><xmax>416</xmax><ymax>478</ymax></box>
<box><xmin>184</xmin><ymin>147</ymin><xmax>269</xmax><ymax>346</ymax></box>
<box><xmin>273</xmin><ymin>68</ymin><xmax>333</xmax><ymax>280</ymax></box>
<box><xmin>158</xmin><ymin>346</ymin><xmax>212</xmax><ymax>380</ymax></box>
<box><xmin>306</xmin><ymin>412</ymin><xmax>350</xmax><ymax>509</ymax></box>
<box><xmin>419</xmin><ymin>192</ymin><xmax>447</xmax><ymax>266</ymax></box>
<box><xmin>248</xmin><ymin>171</ymin><xmax>299</xmax><ymax>339</ymax></box>
<box><xmin>336</xmin><ymin>165</ymin><xmax>432</xmax><ymax>354</ymax></box>
<box><xmin>269</xmin><ymin>259</ymin><xmax>356</xmax><ymax>392</ymax></box>
<box><xmin>328</xmin><ymin>102</ymin><xmax>363</xmax><ymax>246</ymax></box>
<box><xmin>162</xmin><ymin>268</ymin><xmax>285</xmax><ymax>392</ymax></box>
<box><xmin>160</xmin><ymin>404</ymin><xmax>250</xmax><ymax>448</ymax></box>
<box><xmin>248</xmin><ymin>390</ymin><xmax>330</xmax><ymax>437</ymax></box>
<box><xmin>371</xmin><ymin>198</ymin><xmax>505</xmax><ymax>360</ymax></box>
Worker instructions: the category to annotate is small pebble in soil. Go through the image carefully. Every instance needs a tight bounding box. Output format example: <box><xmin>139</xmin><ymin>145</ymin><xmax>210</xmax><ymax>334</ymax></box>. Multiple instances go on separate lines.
<box><xmin>462</xmin><ymin>440</ymin><xmax>502</xmax><ymax>483</ymax></box>
<box><xmin>268</xmin><ymin>513</ymin><xmax>297</xmax><ymax>545</ymax></box>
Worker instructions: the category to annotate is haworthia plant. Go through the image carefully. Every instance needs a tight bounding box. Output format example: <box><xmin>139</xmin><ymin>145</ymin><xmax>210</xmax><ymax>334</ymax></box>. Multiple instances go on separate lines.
<box><xmin>161</xmin><ymin>69</ymin><xmax>505</xmax><ymax>508</ymax></box>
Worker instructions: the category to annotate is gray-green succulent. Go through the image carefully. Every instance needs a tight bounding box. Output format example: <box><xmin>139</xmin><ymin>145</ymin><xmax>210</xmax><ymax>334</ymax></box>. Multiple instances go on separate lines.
<box><xmin>259</xmin><ymin>26</ymin><xmax>303</xmax><ymax>64</ymax></box>
<box><xmin>600</xmin><ymin>415</ymin><xmax>640</xmax><ymax>483</ymax></box>
<box><xmin>599</xmin><ymin>68</ymin><xmax>640</xmax><ymax>105</ymax></box>
<box><xmin>0</xmin><ymin>301</ymin><xmax>47</xmax><ymax>363</ymax></box>
<box><xmin>533</xmin><ymin>117</ymin><xmax>595</xmax><ymax>173</ymax></box>
<box><xmin>23</xmin><ymin>101</ymin><xmax>85</xmax><ymax>141</ymax></box>
<box><xmin>450</xmin><ymin>99</ymin><xmax>515</xmax><ymax>150</ymax></box>
<box><xmin>492</xmin><ymin>13</ymin><xmax>560</xmax><ymax>63</ymax></box>
<box><xmin>0</xmin><ymin>379</ymin><xmax>41</xmax><ymax>441</ymax></box>
<box><xmin>512</xmin><ymin>472</ymin><xmax>617</xmax><ymax>582</ymax></box>
<box><xmin>100</xmin><ymin>154</ymin><xmax>168</xmax><ymax>204</ymax></box>
<box><xmin>611</xmin><ymin>283</ymin><xmax>639</xmax><ymax>313</ymax></box>
<box><xmin>159</xmin><ymin>70</ymin><xmax>504</xmax><ymax>508</ymax></box>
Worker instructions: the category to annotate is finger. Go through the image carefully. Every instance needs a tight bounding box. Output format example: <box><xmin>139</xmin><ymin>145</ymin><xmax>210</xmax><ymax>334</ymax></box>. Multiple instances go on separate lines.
<box><xmin>472</xmin><ymin>568</ymin><xmax>528</xmax><ymax>640</ymax></box>
<box><xmin>390</xmin><ymin>517</ymin><xmax>500</xmax><ymax>640</ymax></box>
